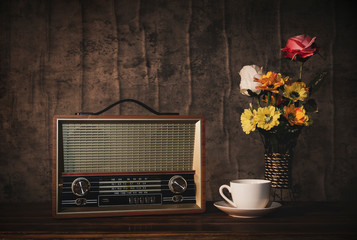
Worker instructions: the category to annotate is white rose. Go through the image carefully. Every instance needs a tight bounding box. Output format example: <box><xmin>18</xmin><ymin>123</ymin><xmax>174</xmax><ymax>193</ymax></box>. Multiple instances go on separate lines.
<box><xmin>239</xmin><ymin>65</ymin><xmax>263</xmax><ymax>96</ymax></box>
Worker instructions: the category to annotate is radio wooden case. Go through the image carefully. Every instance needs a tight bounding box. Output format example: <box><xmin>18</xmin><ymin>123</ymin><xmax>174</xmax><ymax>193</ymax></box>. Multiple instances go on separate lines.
<box><xmin>52</xmin><ymin>115</ymin><xmax>205</xmax><ymax>218</ymax></box>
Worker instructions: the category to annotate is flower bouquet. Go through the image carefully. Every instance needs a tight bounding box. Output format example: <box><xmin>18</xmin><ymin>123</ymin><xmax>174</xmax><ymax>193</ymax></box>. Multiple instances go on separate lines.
<box><xmin>239</xmin><ymin>35</ymin><xmax>327</xmax><ymax>189</ymax></box>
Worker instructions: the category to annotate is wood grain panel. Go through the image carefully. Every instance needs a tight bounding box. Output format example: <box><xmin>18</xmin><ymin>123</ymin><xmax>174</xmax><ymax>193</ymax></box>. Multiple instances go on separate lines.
<box><xmin>188</xmin><ymin>0</ymin><xmax>229</xmax><ymax>200</ymax></box>
<box><xmin>1</xmin><ymin>0</ymin><xmax>50</xmax><ymax>202</ymax></box>
<box><xmin>0</xmin><ymin>0</ymin><xmax>13</xmax><ymax>202</ymax></box>
<box><xmin>223</xmin><ymin>0</ymin><xmax>281</xmax><ymax>183</ymax></box>
<box><xmin>139</xmin><ymin>0</ymin><xmax>174</xmax><ymax>114</ymax></box>
<box><xmin>81</xmin><ymin>0</ymin><xmax>120</xmax><ymax>115</ymax></box>
<box><xmin>329</xmin><ymin>0</ymin><xmax>357</xmax><ymax>201</ymax></box>
<box><xmin>115</xmin><ymin>0</ymin><xmax>153</xmax><ymax>115</ymax></box>
<box><xmin>46</xmin><ymin>0</ymin><xmax>83</xmax><ymax>115</ymax></box>
<box><xmin>140</xmin><ymin>0</ymin><xmax>192</xmax><ymax>115</ymax></box>
<box><xmin>1</xmin><ymin>202</ymin><xmax>357</xmax><ymax>239</ymax></box>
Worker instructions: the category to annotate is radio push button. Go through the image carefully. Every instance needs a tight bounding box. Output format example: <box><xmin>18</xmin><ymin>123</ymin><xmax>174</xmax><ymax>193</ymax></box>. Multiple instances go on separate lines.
<box><xmin>168</xmin><ymin>175</ymin><xmax>188</xmax><ymax>194</ymax></box>
<box><xmin>128</xmin><ymin>195</ymin><xmax>158</xmax><ymax>205</ymax></box>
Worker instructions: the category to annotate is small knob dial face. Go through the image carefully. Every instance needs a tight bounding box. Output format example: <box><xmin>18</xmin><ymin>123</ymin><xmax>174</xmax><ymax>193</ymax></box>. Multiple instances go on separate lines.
<box><xmin>71</xmin><ymin>177</ymin><xmax>91</xmax><ymax>197</ymax></box>
<box><xmin>168</xmin><ymin>175</ymin><xmax>188</xmax><ymax>194</ymax></box>
<box><xmin>172</xmin><ymin>195</ymin><xmax>184</xmax><ymax>203</ymax></box>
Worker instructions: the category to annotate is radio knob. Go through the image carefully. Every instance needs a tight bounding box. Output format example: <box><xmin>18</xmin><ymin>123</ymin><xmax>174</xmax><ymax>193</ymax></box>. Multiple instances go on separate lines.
<box><xmin>71</xmin><ymin>177</ymin><xmax>91</xmax><ymax>197</ymax></box>
<box><xmin>168</xmin><ymin>175</ymin><xmax>188</xmax><ymax>194</ymax></box>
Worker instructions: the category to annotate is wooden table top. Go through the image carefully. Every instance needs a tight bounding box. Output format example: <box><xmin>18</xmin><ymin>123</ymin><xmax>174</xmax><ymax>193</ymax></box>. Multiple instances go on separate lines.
<box><xmin>1</xmin><ymin>201</ymin><xmax>356</xmax><ymax>239</ymax></box>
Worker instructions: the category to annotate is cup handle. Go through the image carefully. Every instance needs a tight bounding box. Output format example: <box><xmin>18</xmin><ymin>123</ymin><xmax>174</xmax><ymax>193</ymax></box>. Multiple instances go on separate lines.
<box><xmin>219</xmin><ymin>184</ymin><xmax>237</xmax><ymax>207</ymax></box>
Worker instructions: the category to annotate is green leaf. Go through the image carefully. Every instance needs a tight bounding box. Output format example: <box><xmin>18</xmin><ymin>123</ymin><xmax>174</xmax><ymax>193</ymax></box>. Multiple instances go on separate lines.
<box><xmin>308</xmin><ymin>72</ymin><xmax>328</xmax><ymax>96</ymax></box>
<box><xmin>304</xmin><ymin>99</ymin><xmax>318</xmax><ymax>113</ymax></box>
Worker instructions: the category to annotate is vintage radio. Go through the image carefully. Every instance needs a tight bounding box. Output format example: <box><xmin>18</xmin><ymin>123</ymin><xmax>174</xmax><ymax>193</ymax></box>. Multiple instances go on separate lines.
<box><xmin>52</xmin><ymin>114</ymin><xmax>205</xmax><ymax>218</ymax></box>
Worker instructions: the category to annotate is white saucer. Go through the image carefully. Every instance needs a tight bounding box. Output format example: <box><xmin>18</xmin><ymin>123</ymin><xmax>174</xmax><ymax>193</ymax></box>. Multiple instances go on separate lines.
<box><xmin>214</xmin><ymin>201</ymin><xmax>282</xmax><ymax>218</ymax></box>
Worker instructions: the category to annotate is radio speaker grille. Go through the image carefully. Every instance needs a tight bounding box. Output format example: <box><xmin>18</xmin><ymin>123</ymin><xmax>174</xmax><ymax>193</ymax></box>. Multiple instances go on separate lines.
<box><xmin>61</xmin><ymin>121</ymin><xmax>196</xmax><ymax>173</ymax></box>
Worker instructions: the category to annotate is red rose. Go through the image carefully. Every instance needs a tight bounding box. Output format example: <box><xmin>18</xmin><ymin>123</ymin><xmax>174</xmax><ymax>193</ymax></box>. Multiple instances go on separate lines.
<box><xmin>281</xmin><ymin>35</ymin><xmax>320</xmax><ymax>61</ymax></box>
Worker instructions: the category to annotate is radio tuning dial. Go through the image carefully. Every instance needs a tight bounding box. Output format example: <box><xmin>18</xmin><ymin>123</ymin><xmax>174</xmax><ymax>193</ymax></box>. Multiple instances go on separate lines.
<box><xmin>71</xmin><ymin>177</ymin><xmax>91</xmax><ymax>197</ymax></box>
<box><xmin>168</xmin><ymin>175</ymin><xmax>188</xmax><ymax>194</ymax></box>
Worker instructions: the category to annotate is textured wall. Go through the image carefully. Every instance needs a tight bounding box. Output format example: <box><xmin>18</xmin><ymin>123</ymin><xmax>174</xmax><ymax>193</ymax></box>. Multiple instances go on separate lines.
<box><xmin>0</xmin><ymin>0</ymin><xmax>356</xmax><ymax>203</ymax></box>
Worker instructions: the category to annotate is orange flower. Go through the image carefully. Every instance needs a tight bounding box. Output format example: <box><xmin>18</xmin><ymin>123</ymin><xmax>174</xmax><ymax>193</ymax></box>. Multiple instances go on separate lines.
<box><xmin>283</xmin><ymin>105</ymin><xmax>309</xmax><ymax>126</ymax></box>
<box><xmin>263</xmin><ymin>94</ymin><xmax>285</xmax><ymax>106</ymax></box>
<box><xmin>256</xmin><ymin>72</ymin><xmax>284</xmax><ymax>93</ymax></box>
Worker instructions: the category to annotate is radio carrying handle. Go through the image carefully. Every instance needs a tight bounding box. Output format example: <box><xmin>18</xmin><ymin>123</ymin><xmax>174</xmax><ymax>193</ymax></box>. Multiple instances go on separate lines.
<box><xmin>75</xmin><ymin>99</ymin><xmax>179</xmax><ymax>116</ymax></box>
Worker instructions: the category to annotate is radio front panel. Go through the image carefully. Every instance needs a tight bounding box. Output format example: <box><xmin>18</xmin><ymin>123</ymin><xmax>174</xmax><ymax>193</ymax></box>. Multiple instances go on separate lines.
<box><xmin>52</xmin><ymin>115</ymin><xmax>205</xmax><ymax>218</ymax></box>
<box><xmin>61</xmin><ymin>173</ymin><xmax>195</xmax><ymax>208</ymax></box>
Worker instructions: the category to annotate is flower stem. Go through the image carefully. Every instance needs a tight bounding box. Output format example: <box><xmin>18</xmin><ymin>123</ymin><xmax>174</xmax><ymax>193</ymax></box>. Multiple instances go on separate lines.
<box><xmin>299</xmin><ymin>62</ymin><xmax>304</xmax><ymax>81</ymax></box>
<box><xmin>255</xmin><ymin>96</ymin><xmax>261</xmax><ymax>107</ymax></box>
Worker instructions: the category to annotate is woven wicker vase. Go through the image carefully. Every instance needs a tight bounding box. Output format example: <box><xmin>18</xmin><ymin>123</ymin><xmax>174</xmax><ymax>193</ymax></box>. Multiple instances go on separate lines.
<box><xmin>259</xmin><ymin>128</ymin><xmax>299</xmax><ymax>190</ymax></box>
<box><xmin>265</xmin><ymin>153</ymin><xmax>292</xmax><ymax>189</ymax></box>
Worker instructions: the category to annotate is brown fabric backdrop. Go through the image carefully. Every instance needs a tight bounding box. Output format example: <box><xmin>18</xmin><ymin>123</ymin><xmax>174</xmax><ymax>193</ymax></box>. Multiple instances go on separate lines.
<box><xmin>0</xmin><ymin>0</ymin><xmax>356</xmax><ymax>203</ymax></box>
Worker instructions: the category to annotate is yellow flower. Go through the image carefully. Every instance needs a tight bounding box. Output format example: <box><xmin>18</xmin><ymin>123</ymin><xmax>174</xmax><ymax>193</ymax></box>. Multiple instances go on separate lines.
<box><xmin>241</xmin><ymin>108</ymin><xmax>257</xmax><ymax>134</ymax></box>
<box><xmin>283</xmin><ymin>82</ymin><xmax>308</xmax><ymax>102</ymax></box>
<box><xmin>255</xmin><ymin>106</ymin><xmax>281</xmax><ymax>131</ymax></box>
<box><xmin>283</xmin><ymin>105</ymin><xmax>310</xmax><ymax>126</ymax></box>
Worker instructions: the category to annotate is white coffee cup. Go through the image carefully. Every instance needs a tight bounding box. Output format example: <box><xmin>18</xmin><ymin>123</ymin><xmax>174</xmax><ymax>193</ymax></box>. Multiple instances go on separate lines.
<box><xmin>219</xmin><ymin>179</ymin><xmax>271</xmax><ymax>209</ymax></box>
